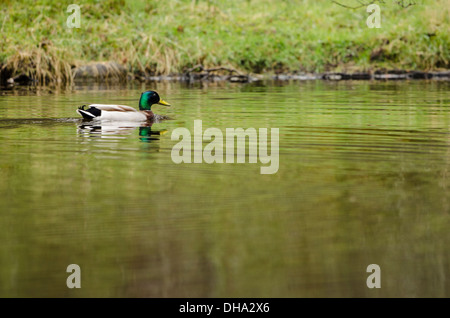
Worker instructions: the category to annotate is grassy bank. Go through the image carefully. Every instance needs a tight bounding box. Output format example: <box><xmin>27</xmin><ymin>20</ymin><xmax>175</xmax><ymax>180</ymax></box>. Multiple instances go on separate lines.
<box><xmin>1</xmin><ymin>0</ymin><xmax>449</xmax><ymax>84</ymax></box>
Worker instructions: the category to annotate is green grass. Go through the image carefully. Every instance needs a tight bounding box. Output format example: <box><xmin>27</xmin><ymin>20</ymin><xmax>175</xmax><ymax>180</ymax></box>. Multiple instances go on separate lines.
<box><xmin>0</xmin><ymin>0</ymin><xmax>449</xmax><ymax>83</ymax></box>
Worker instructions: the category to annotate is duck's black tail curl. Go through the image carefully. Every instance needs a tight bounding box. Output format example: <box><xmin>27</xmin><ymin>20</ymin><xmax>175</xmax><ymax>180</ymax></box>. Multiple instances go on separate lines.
<box><xmin>76</xmin><ymin>105</ymin><xmax>101</xmax><ymax>120</ymax></box>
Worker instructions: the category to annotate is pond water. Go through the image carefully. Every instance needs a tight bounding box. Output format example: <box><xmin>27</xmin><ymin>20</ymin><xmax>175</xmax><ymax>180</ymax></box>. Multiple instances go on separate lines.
<box><xmin>0</xmin><ymin>80</ymin><xmax>449</xmax><ymax>297</ymax></box>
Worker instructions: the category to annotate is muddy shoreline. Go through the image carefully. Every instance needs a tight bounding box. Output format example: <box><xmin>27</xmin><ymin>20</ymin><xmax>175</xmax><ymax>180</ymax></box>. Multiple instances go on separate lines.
<box><xmin>1</xmin><ymin>61</ymin><xmax>449</xmax><ymax>87</ymax></box>
<box><xmin>143</xmin><ymin>70</ymin><xmax>450</xmax><ymax>83</ymax></box>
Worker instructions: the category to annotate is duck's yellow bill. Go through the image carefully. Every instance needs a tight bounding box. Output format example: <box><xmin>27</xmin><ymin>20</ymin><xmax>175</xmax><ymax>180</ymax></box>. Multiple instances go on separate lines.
<box><xmin>158</xmin><ymin>99</ymin><xmax>171</xmax><ymax>106</ymax></box>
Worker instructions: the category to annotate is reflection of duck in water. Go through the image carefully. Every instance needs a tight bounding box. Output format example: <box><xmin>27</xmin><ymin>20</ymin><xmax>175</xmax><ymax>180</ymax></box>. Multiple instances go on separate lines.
<box><xmin>139</xmin><ymin>126</ymin><xmax>167</xmax><ymax>142</ymax></box>
<box><xmin>76</xmin><ymin>90</ymin><xmax>170</xmax><ymax>122</ymax></box>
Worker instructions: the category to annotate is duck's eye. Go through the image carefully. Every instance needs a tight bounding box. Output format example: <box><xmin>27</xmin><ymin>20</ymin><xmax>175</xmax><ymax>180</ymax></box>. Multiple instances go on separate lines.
<box><xmin>151</xmin><ymin>92</ymin><xmax>160</xmax><ymax>103</ymax></box>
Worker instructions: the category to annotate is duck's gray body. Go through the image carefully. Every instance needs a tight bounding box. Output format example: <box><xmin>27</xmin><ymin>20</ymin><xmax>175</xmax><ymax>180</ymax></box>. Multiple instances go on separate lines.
<box><xmin>77</xmin><ymin>104</ymin><xmax>153</xmax><ymax>121</ymax></box>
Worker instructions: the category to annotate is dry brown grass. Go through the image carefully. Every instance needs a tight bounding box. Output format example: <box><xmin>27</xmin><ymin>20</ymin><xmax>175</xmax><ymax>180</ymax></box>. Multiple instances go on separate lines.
<box><xmin>4</xmin><ymin>42</ymin><xmax>73</xmax><ymax>84</ymax></box>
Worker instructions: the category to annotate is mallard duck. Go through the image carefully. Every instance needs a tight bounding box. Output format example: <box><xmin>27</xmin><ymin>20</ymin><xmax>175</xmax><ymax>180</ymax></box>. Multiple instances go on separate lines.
<box><xmin>77</xmin><ymin>90</ymin><xmax>170</xmax><ymax>121</ymax></box>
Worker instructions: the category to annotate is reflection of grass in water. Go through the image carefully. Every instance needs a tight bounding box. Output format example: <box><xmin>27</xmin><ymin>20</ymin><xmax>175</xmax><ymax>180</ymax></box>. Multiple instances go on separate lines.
<box><xmin>1</xmin><ymin>0</ymin><xmax>448</xmax><ymax>84</ymax></box>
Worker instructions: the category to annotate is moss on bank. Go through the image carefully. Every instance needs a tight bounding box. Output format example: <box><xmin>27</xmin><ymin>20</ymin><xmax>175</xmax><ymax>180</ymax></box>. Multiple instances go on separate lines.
<box><xmin>1</xmin><ymin>0</ymin><xmax>449</xmax><ymax>84</ymax></box>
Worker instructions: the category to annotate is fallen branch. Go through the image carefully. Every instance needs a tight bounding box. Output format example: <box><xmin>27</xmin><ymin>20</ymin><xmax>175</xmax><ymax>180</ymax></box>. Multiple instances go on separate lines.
<box><xmin>331</xmin><ymin>0</ymin><xmax>415</xmax><ymax>9</ymax></box>
<box><xmin>184</xmin><ymin>64</ymin><xmax>242</xmax><ymax>75</ymax></box>
<box><xmin>183</xmin><ymin>64</ymin><xmax>252</xmax><ymax>82</ymax></box>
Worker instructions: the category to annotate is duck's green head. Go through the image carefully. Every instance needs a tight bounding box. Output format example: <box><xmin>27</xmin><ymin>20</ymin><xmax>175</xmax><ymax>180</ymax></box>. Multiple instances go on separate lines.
<box><xmin>139</xmin><ymin>90</ymin><xmax>171</xmax><ymax>111</ymax></box>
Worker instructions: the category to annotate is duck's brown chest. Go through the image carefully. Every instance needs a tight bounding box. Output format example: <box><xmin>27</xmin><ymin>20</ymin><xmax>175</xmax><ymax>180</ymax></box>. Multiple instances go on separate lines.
<box><xmin>142</xmin><ymin>110</ymin><xmax>154</xmax><ymax>120</ymax></box>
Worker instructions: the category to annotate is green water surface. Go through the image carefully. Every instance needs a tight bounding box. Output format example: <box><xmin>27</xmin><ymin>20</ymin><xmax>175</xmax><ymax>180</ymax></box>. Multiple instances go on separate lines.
<box><xmin>0</xmin><ymin>80</ymin><xmax>449</xmax><ymax>297</ymax></box>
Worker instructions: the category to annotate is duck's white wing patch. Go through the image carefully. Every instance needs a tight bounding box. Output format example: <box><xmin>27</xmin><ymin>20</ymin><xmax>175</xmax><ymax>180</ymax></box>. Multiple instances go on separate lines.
<box><xmin>89</xmin><ymin>104</ymin><xmax>138</xmax><ymax>112</ymax></box>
